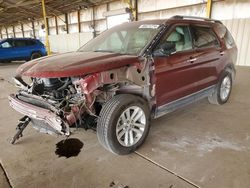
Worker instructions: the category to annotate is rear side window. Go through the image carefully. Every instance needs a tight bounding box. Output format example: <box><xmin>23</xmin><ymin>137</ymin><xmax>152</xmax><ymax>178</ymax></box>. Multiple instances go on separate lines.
<box><xmin>14</xmin><ymin>40</ymin><xmax>27</xmax><ymax>47</ymax></box>
<box><xmin>214</xmin><ymin>24</ymin><xmax>235</xmax><ymax>49</ymax></box>
<box><xmin>191</xmin><ymin>26</ymin><xmax>220</xmax><ymax>49</ymax></box>
<box><xmin>26</xmin><ymin>40</ymin><xmax>37</xmax><ymax>46</ymax></box>
<box><xmin>224</xmin><ymin>29</ymin><xmax>235</xmax><ymax>48</ymax></box>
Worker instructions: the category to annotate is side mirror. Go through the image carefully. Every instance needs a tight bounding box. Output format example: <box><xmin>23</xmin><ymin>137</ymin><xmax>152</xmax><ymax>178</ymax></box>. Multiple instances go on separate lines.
<box><xmin>153</xmin><ymin>43</ymin><xmax>176</xmax><ymax>57</ymax></box>
<box><xmin>161</xmin><ymin>43</ymin><xmax>176</xmax><ymax>54</ymax></box>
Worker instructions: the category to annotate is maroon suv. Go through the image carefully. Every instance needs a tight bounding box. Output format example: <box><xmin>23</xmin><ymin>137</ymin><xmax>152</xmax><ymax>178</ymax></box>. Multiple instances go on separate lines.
<box><xmin>9</xmin><ymin>15</ymin><xmax>237</xmax><ymax>155</ymax></box>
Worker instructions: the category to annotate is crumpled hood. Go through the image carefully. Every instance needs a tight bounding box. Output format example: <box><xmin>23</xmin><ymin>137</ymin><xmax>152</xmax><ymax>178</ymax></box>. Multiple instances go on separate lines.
<box><xmin>16</xmin><ymin>51</ymin><xmax>140</xmax><ymax>78</ymax></box>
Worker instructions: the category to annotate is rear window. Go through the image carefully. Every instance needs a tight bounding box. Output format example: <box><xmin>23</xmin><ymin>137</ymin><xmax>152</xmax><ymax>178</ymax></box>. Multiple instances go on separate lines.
<box><xmin>191</xmin><ymin>26</ymin><xmax>220</xmax><ymax>49</ymax></box>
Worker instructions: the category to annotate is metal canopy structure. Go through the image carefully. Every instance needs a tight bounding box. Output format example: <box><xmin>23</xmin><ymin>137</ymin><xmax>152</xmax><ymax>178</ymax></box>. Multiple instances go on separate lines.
<box><xmin>0</xmin><ymin>0</ymin><xmax>113</xmax><ymax>26</ymax></box>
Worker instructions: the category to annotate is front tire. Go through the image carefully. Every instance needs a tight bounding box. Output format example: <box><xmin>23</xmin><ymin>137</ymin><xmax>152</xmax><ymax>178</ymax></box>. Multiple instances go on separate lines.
<box><xmin>208</xmin><ymin>71</ymin><xmax>232</xmax><ymax>105</ymax></box>
<box><xmin>97</xmin><ymin>94</ymin><xmax>150</xmax><ymax>155</ymax></box>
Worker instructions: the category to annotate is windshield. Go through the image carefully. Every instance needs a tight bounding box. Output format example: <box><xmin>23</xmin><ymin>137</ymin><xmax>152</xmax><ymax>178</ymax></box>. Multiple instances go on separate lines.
<box><xmin>78</xmin><ymin>22</ymin><xmax>163</xmax><ymax>55</ymax></box>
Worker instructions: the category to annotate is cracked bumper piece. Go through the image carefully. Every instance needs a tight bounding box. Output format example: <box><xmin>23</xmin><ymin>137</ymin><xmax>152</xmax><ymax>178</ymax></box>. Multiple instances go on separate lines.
<box><xmin>8</xmin><ymin>94</ymin><xmax>70</xmax><ymax>136</ymax></box>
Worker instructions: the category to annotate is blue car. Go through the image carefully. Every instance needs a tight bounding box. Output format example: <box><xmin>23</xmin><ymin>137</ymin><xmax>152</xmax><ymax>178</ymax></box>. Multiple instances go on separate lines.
<box><xmin>0</xmin><ymin>38</ymin><xmax>47</xmax><ymax>62</ymax></box>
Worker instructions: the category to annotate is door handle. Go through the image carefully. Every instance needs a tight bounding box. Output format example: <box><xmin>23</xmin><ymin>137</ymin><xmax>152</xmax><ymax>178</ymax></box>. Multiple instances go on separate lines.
<box><xmin>187</xmin><ymin>58</ymin><xmax>197</xmax><ymax>63</ymax></box>
<box><xmin>220</xmin><ymin>51</ymin><xmax>225</xmax><ymax>56</ymax></box>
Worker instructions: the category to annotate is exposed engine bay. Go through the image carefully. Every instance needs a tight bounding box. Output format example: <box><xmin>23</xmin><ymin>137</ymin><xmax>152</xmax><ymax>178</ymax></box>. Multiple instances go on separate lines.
<box><xmin>9</xmin><ymin>61</ymin><xmax>154</xmax><ymax>141</ymax></box>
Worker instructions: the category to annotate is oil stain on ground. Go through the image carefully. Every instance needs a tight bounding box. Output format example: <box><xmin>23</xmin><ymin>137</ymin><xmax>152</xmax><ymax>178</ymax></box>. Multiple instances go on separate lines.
<box><xmin>55</xmin><ymin>138</ymin><xmax>83</xmax><ymax>158</ymax></box>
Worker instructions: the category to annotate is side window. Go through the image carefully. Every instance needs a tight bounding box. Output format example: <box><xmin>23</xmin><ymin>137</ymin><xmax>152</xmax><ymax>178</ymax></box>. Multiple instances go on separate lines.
<box><xmin>1</xmin><ymin>41</ymin><xmax>13</xmax><ymax>48</ymax></box>
<box><xmin>26</xmin><ymin>40</ymin><xmax>36</xmax><ymax>46</ymax></box>
<box><xmin>14</xmin><ymin>40</ymin><xmax>27</xmax><ymax>47</ymax></box>
<box><xmin>153</xmin><ymin>25</ymin><xmax>192</xmax><ymax>56</ymax></box>
<box><xmin>191</xmin><ymin>26</ymin><xmax>220</xmax><ymax>49</ymax></box>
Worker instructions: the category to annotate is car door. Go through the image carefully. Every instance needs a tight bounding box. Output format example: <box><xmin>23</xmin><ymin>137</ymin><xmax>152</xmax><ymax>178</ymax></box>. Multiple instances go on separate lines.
<box><xmin>0</xmin><ymin>39</ymin><xmax>15</xmax><ymax>61</ymax></box>
<box><xmin>153</xmin><ymin>24</ymin><xmax>198</xmax><ymax>107</ymax></box>
<box><xmin>190</xmin><ymin>25</ymin><xmax>222</xmax><ymax>91</ymax></box>
<box><xmin>12</xmin><ymin>39</ymin><xmax>30</xmax><ymax>60</ymax></box>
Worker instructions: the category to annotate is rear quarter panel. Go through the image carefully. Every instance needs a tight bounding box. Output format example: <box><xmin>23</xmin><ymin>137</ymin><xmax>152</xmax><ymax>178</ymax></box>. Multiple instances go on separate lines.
<box><xmin>213</xmin><ymin>24</ymin><xmax>237</xmax><ymax>80</ymax></box>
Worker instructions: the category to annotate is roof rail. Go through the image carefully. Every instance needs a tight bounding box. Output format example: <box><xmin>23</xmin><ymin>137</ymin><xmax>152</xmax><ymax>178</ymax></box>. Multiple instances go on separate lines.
<box><xmin>171</xmin><ymin>15</ymin><xmax>222</xmax><ymax>24</ymax></box>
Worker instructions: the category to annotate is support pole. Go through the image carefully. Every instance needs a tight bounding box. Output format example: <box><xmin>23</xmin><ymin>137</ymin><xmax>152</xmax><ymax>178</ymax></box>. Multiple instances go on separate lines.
<box><xmin>46</xmin><ymin>18</ymin><xmax>50</xmax><ymax>35</ymax></box>
<box><xmin>21</xmin><ymin>23</ymin><xmax>24</xmax><ymax>37</ymax></box>
<box><xmin>92</xmin><ymin>7</ymin><xmax>96</xmax><ymax>37</ymax></box>
<box><xmin>134</xmin><ymin>0</ymin><xmax>138</xmax><ymax>21</ymax></box>
<box><xmin>77</xmin><ymin>10</ymin><xmax>81</xmax><ymax>33</ymax></box>
<box><xmin>5</xmin><ymin>27</ymin><xmax>9</xmax><ymax>38</ymax></box>
<box><xmin>32</xmin><ymin>21</ymin><xmax>36</xmax><ymax>38</ymax></box>
<box><xmin>55</xmin><ymin>16</ymin><xmax>58</xmax><ymax>35</ymax></box>
<box><xmin>12</xmin><ymin>26</ymin><xmax>16</xmax><ymax>38</ymax></box>
<box><xmin>206</xmin><ymin>0</ymin><xmax>212</xmax><ymax>18</ymax></box>
<box><xmin>65</xmin><ymin>13</ymin><xmax>69</xmax><ymax>34</ymax></box>
<box><xmin>0</xmin><ymin>28</ymin><xmax>2</xmax><ymax>39</ymax></box>
<box><xmin>123</xmin><ymin>0</ymin><xmax>137</xmax><ymax>21</ymax></box>
<box><xmin>41</xmin><ymin>0</ymin><xmax>51</xmax><ymax>55</ymax></box>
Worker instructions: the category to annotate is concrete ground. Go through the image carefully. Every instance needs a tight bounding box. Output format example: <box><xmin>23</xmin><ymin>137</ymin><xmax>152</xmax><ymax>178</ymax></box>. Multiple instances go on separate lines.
<box><xmin>0</xmin><ymin>62</ymin><xmax>249</xmax><ymax>188</ymax></box>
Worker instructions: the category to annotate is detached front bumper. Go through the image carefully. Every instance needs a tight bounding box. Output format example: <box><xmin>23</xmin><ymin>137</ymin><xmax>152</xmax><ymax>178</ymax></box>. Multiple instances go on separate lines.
<box><xmin>9</xmin><ymin>94</ymin><xmax>70</xmax><ymax>136</ymax></box>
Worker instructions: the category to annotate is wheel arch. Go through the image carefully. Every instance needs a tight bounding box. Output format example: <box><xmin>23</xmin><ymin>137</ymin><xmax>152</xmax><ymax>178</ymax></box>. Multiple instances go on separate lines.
<box><xmin>115</xmin><ymin>90</ymin><xmax>151</xmax><ymax>109</ymax></box>
<box><xmin>223</xmin><ymin>63</ymin><xmax>236</xmax><ymax>80</ymax></box>
<box><xmin>30</xmin><ymin>50</ymin><xmax>42</xmax><ymax>56</ymax></box>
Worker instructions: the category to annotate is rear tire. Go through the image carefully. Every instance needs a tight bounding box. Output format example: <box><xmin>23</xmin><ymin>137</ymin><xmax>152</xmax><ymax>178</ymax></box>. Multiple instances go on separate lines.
<box><xmin>97</xmin><ymin>94</ymin><xmax>150</xmax><ymax>155</ymax></box>
<box><xmin>30</xmin><ymin>52</ymin><xmax>41</xmax><ymax>60</ymax></box>
<box><xmin>208</xmin><ymin>71</ymin><xmax>232</xmax><ymax>105</ymax></box>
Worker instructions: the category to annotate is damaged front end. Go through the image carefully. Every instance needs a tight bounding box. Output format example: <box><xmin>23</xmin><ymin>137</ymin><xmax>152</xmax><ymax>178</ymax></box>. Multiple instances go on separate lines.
<box><xmin>9</xmin><ymin>57</ymin><xmax>155</xmax><ymax>143</ymax></box>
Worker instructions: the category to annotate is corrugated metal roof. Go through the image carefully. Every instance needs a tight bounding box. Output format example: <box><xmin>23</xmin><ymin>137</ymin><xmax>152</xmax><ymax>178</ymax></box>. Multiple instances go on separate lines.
<box><xmin>0</xmin><ymin>0</ymin><xmax>113</xmax><ymax>26</ymax></box>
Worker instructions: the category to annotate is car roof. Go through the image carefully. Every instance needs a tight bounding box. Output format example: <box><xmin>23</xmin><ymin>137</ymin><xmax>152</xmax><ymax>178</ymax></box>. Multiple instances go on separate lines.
<box><xmin>8</xmin><ymin>38</ymin><xmax>37</xmax><ymax>40</ymax></box>
<box><xmin>120</xmin><ymin>15</ymin><xmax>221</xmax><ymax>28</ymax></box>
